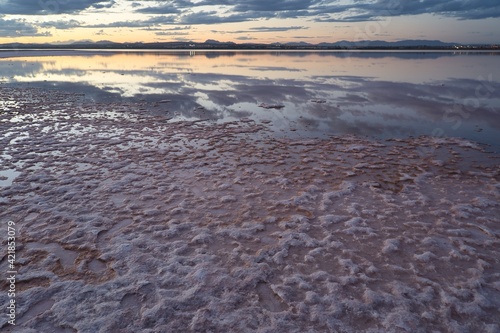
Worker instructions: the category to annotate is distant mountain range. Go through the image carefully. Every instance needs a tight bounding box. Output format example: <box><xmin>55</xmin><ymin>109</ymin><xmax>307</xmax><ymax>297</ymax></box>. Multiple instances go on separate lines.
<box><xmin>0</xmin><ymin>39</ymin><xmax>497</xmax><ymax>50</ymax></box>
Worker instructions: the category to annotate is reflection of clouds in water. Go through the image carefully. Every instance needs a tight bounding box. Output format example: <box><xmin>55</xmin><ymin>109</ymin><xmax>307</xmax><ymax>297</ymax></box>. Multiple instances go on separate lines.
<box><xmin>0</xmin><ymin>60</ymin><xmax>45</xmax><ymax>78</ymax></box>
<box><xmin>1</xmin><ymin>52</ymin><xmax>499</xmax><ymax>149</ymax></box>
<box><xmin>352</xmin><ymin>78</ymin><xmax>500</xmax><ymax>130</ymax></box>
<box><xmin>245</xmin><ymin>66</ymin><xmax>305</xmax><ymax>72</ymax></box>
<box><xmin>338</xmin><ymin>93</ymin><xmax>369</xmax><ymax>103</ymax></box>
<box><xmin>221</xmin><ymin>76</ymin><xmax>500</xmax><ymax>145</ymax></box>
<box><xmin>10</xmin><ymin>74</ymin><xmax>499</xmax><ymax>147</ymax></box>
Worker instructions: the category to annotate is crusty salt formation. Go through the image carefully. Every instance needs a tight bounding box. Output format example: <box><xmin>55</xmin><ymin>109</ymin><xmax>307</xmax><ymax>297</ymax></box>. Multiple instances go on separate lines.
<box><xmin>1</xmin><ymin>87</ymin><xmax>499</xmax><ymax>332</ymax></box>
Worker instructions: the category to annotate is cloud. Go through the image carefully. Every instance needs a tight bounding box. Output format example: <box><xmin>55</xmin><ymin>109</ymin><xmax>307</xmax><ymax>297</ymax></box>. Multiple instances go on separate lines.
<box><xmin>0</xmin><ymin>17</ymin><xmax>52</xmax><ymax>37</ymax></box>
<box><xmin>134</xmin><ymin>4</ymin><xmax>180</xmax><ymax>14</ymax></box>
<box><xmin>128</xmin><ymin>0</ymin><xmax>499</xmax><ymax>26</ymax></box>
<box><xmin>249</xmin><ymin>26</ymin><xmax>307</xmax><ymax>32</ymax></box>
<box><xmin>228</xmin><ymin>0</ymin><xmax>320</xmax><ymax>12</ymax></box>
<box><xmin>1</xmin><ymin>0</ymin><xmax>499</xmax><ymax>24</ymax></box>
<box><xmin>132</xmin><ymin>0</ymin><xmax>322</xmax><ymax>22</ymax></box>
<box><xmin>233</xmin><ymin>26</ymin><xmax>308</xmax><ymax>33</ymax></box>
<box><xmin>95</xmin><ymin>29</ymin><xmax>108</xmax><ymax>36</ymax></box>
<box><xmin>154</xmin><ymin>25</ymin><xmax>191</xmax><ymax>31</ymax></box>
<box><xmin>37</xmin><ymin>19</ymin><xmax>81</xmax><ymax>29</ymax></box>
<box><xmin>312</xmin><ymin>0</ymin><xmax>500</xmax><ymax>22</ymax></box>
<box><xmin>291</xmin><ymin>36</ymin><xmax>316</xmax><ymax>39</ymax></box>
<box><xmin>133</xmin><ymin>0</ymin><xmax>196</xmax><ymax>14</ymax></box>
<box><xmin>235</xmin><ymin>36</ymin><xmax>256</xmax><ymax>41</ymax></box>
<box><xmin>179</xmin><ymin>11</ymin><xmax>262</xmax><ymax>25</ymax></box>
<box><xmin>87</xmin><ymin>16</ymin><xmax>176</xmax><ymax>28</ymax></box>
<box><xmin>154</xmin><ymin>31</ymin><xmax>189</xmax><ymax>36</ymax></box>
<box><xmin>0</xmin><ymin>0</ymin><xmax>498</xmax><ymax>41</ymax></box>
<box><xmin>0</xmin><ymin>0</ymin><xmax>116</xmax><ymax>15</ymax></box>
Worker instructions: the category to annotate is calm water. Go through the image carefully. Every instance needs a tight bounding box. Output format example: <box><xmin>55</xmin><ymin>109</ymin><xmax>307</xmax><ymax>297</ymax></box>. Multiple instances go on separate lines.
<box><xmin>1</xmin><ymin>50</ymin><xmax>499</xmax><ymax>150</ymax></box>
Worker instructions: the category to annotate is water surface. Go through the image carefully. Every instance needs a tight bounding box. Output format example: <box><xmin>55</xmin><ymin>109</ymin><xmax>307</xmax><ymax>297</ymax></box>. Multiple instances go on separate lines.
<box><xmin>1</xmin><ymin>49</ymin><xmax>499</xmax><ymax>150</ymax></box>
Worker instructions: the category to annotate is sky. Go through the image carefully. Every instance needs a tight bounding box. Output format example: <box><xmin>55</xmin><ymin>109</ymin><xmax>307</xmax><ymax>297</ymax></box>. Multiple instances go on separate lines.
<box><xmin>0</xmin><ymin>0</ymin><xmax>499</xmax><ymax>44</ymax></box>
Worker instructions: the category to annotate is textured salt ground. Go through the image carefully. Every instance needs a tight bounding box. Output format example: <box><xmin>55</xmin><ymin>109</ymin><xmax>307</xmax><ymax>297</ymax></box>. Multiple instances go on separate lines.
<box><xmin>1</xmin><ymin>87</ymin><xmax>499</xmax><ymax>333</ymax></box>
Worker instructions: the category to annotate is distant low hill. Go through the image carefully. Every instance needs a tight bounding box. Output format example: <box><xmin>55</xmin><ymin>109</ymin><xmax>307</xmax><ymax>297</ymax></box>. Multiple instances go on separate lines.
<box><xmin>0</xmin><ymin>39</ymin><xmax>497</xmax><ymax>50</ymax></box>
<box><xmin>316</xmin><ymin>39</ymin><xmax>457</xmax><ymax>48</ymax></box>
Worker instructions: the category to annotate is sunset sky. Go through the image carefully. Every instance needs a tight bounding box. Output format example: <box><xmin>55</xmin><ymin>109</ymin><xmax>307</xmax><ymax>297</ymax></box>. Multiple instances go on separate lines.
<box><xmin>0</xmin><ymin>0</ymin><xmax>499</xmax><ymax>44</ymax></box>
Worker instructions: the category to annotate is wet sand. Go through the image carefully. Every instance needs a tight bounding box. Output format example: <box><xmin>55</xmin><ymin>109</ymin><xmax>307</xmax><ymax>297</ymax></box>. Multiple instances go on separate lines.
<box><xmin>1</xmin><ymin>87</ymin><xmax>499</xmax><ymax>332</ymax></box>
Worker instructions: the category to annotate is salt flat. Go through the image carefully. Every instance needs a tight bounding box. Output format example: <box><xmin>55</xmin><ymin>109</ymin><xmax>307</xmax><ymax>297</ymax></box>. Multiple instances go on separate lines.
<box><xmin>1</xmin><ymin>87</ymin><xmax>499</xmax><ymax>332</ymax></box>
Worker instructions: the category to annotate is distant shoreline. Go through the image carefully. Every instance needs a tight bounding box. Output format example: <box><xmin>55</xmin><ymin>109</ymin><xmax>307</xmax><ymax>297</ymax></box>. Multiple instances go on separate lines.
<box><xmin>1</xmin><ymin>40</ymin><xmax>499</xmax><ymax>52</ymax></box>
<box><xmin>1</xmin><ymin>46</ymin><xmax>499</xmax><ymax>51</ymax></box>
<box><xmin>1</xmin><ymin>48</ymin><xmax>499</xmax><ymax>56</ymax></box>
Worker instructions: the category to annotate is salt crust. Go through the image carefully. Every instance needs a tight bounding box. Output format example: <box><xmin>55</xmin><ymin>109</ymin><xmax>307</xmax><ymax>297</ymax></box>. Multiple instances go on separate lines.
<box><xmin>1</xmin><ymin>87</ymin><xmax>499</xmax><ymax>332</ymax></box>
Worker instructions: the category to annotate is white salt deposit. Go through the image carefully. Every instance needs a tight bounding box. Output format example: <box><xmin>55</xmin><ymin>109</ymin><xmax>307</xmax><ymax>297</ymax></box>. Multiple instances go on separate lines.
<box><xmin>0</xmin><ymin>87</ymin><xmax>499</xmax><ymax>332</ymax></box>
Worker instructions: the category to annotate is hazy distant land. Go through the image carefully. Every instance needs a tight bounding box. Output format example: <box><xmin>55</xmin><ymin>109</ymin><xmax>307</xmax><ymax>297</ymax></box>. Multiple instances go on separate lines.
<box><xmin>1</xmin><ymin>39</ymin><xmax>499</xmax><ymax>50</ymax></box>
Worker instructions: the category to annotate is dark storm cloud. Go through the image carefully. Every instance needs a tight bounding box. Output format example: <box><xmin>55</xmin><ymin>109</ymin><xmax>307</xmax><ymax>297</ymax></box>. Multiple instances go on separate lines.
<box><xmin>0</xmin><ymin>0</ymin><xmax>115</xmax><ymax>15</ymax></box>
